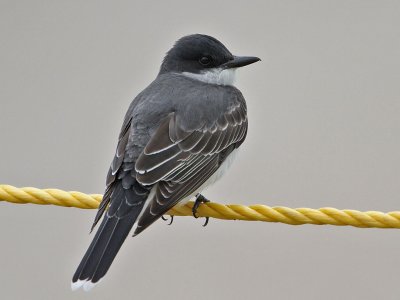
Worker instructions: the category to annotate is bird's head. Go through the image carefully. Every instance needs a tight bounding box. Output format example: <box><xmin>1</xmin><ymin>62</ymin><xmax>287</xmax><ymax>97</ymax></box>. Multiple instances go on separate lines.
<box><xmin>159</xmin><ymin>34</ymin><xmax>260</xmax><ymax>86</ymax></box>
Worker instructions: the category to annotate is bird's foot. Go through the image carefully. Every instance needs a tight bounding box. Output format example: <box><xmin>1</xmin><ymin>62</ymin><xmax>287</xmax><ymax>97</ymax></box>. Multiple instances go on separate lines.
<box><xmin>193</xmin><ymin>194</ymin><xmax>210</xmax><ymax>227</ymax></box>
<box><xmin>161</xmin><ymin>215</ymin><xmax>174</xmax><ymax>225</ymax></box>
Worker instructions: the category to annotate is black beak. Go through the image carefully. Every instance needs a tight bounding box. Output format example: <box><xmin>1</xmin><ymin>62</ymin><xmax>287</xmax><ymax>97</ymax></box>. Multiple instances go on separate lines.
<box><xmin>221</xmin><ymin>56</ymin><xmax>261</xmax><ymax>69</ymax></box>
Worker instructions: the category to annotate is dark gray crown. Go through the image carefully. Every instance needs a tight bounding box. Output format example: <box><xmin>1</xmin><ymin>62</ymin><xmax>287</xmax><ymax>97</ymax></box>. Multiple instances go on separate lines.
<box><xmin>159</xmin><ymin>34</ymin><xmax>234</xmax><ymax>74</ymax></box>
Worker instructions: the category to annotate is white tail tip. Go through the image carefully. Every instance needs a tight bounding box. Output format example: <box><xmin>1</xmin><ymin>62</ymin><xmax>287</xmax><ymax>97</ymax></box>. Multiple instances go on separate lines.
<box><xmin>71</xmin><ymin>279</ymin><xmax>99</xmax><ymax>291</ymax></box>
<box><xmin>71</xmin><ymin>279</ymin><xmax>86</xmax><ymax>291</ymax></box>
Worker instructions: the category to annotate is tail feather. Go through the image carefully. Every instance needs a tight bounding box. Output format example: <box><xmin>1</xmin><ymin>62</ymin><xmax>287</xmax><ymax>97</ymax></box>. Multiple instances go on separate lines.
<box><xmin>72</xmin><ymin>181</ymin><xmax>148</xmax><ymax>290</ymax></box>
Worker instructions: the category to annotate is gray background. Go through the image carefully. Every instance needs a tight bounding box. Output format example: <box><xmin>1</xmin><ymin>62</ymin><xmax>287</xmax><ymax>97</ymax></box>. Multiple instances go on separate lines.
<box><xmin>1</xmin><ymin>1</ymin><xmax>400</xmax><ymax>299</ymax></box>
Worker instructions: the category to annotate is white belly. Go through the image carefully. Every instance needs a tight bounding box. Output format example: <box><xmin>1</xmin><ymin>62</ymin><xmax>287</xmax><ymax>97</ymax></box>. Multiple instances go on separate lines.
<box><xmin>203</xmin><ymin>148</ymin><xmax>239</xmax><ymax>188</ymax></box>
<box><xmin>178</xmin><ymin>148</ymin><xmax>239</xmax><ymax>205</ymax></box>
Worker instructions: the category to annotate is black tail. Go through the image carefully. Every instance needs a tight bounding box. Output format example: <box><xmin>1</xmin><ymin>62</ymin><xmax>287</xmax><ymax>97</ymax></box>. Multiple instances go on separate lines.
<box><xmin>72</xmin><ymin>181</ymin><xmax>148</xmax><ymax>290</ymax></box>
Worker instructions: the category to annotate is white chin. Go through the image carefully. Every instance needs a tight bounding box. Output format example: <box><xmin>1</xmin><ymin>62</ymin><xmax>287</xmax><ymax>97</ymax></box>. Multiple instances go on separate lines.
<box><xmin>182</xmin><ymin>68</ymin><xmax>237</xmax><ymax>86</ymax></box>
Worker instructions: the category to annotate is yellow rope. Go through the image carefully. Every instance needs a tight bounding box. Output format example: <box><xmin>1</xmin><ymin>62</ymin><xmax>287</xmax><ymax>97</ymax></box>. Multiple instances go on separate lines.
<box><xmin>1</xmin><ymin>184</ymin><xmax>399</xmax><ymax>229</ymax></box>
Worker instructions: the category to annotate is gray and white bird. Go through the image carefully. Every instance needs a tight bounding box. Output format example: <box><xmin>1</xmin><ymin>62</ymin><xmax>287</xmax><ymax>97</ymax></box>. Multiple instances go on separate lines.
<box><xmin>71</xmin><ymin>34</ymin><xmax>260</xmax><ymax>291</ymax></box>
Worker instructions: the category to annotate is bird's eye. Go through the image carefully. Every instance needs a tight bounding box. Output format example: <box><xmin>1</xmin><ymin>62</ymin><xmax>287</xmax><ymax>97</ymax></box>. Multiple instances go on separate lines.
<box><xmin>199</xmin><ymin>56</ymin><xmax>212</xmax><ymax>66</ymax></box>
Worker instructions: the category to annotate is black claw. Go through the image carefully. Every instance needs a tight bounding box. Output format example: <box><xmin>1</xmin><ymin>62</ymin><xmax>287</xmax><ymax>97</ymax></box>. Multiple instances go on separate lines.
<box><xmin>193</xmin><ymin>207</ymin><xmax>199</xmax><ymax>218</ymax></box>
<box><xmin>193</xmin><ymin>194</ymin><xmax>210</xmax><ymax>226</ymax></box>
<box><xmin>192</xmin><ymin>201</ymin><xmax>199</xmax><ymax>218</ymax></box>
<box><xmin>161</xmin><ymin>215</ymin><xmax>174</xmax><ymax>225</ymax></box>
<box><xmin>192</xmin><ymin>194</ymin><xmax>208</xmax><ymax>218</ymax></box>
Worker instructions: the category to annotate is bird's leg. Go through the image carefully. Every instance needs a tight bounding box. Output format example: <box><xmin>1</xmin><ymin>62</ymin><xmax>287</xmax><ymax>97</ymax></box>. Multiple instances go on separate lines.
<box><xmin>193</xmin><ymin>193</ymin><xmax>210</xmax><ymax>227</ymax></box>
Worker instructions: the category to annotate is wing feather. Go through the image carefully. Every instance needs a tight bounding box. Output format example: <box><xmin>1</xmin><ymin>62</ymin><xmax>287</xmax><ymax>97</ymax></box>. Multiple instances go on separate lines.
<box><xmin>134</xmin><ymin>99</ymin><xmax>247</xmax><ymax>233</ymax></box>
<box><xmin>191</xmin><ymin>131</ymin><xmax>213</xmax><ymax>154</ymax></box>
<box><xmin>93</xmin><ymin>117</ymin><xmax>132</xmax><ymax>230</ymax></box>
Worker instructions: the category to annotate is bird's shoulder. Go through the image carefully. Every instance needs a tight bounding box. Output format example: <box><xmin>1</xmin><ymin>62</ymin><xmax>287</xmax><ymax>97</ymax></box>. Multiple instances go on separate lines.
<box><xmin>115</xmin><ymin>73</ymin><xmax>247</xmax><ymax>173</ymax></box>
<box><xmin>133</xmin><ymin>73</ymin><xmax>246</xmax><ymax>129</ymax></box>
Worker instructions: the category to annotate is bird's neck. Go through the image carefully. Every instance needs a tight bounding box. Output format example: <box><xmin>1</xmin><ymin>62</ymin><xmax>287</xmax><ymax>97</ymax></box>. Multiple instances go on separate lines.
<box><xmin>181</xmin><ymin>68</ymin><xmax>237</xmax><ymax>86</ymax></box>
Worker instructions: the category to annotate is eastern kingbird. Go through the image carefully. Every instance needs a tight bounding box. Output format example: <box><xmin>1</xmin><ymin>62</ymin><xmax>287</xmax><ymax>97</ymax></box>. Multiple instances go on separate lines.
<box><xmin>72</xmin><ymin>34</ymin><xmax>260</xmax><ymax>291</ymax></box>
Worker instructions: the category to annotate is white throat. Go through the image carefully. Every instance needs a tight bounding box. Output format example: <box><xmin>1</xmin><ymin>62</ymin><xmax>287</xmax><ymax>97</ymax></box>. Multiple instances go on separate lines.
<box><xmin>182</xmin><ymin>68</ymin><xmax>237</xmax><ymax>86</ymax></box>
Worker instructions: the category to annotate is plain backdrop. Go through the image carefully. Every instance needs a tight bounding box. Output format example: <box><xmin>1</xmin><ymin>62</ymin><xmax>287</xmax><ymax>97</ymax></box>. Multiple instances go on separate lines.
<box><xmin>1</xmin><ymin>1</ymin><xmax>400</xmax><ymax>299</ymax></box>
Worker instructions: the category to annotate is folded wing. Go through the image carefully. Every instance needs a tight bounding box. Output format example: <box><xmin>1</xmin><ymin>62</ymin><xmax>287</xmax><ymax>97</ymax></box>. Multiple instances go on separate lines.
<box><xmin>134</xmin><ymin>100</ymin><xmax>247</xmax><ymax>234</ymax></box>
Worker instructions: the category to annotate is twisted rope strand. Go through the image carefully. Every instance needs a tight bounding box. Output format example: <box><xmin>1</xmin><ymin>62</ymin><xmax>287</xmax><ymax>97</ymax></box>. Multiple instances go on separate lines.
<box><xmin>1</xmin><ymin>184</ymin><xmax>399</xmax><ymax>229</ymax></box>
